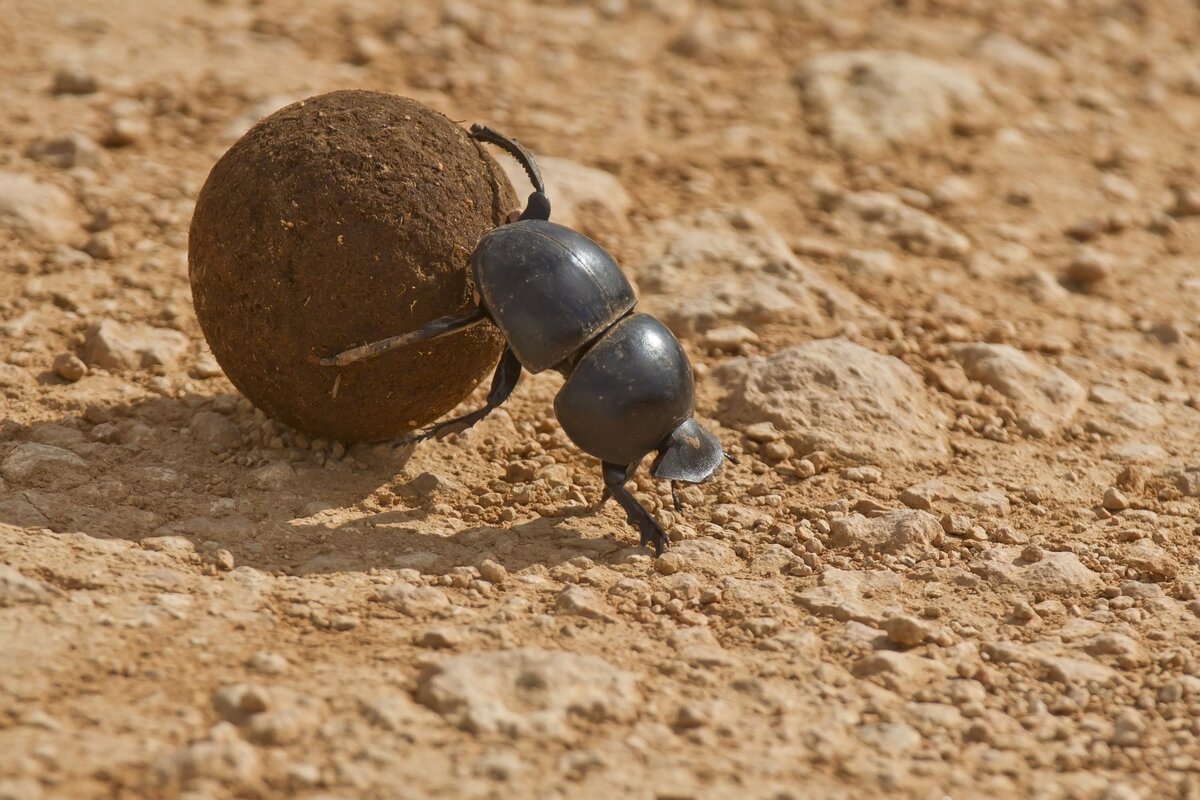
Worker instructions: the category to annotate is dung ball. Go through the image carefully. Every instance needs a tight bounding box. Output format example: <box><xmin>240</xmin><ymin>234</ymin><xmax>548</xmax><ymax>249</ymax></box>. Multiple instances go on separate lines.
<box><xmin>188</xmin><ymin>90</ymin><xmax>517</xmax><ymax>442</ymax></box>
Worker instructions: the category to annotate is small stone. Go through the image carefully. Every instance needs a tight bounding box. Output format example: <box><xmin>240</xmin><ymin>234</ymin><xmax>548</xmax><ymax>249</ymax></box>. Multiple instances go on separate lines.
<box><xmin>743</xmin><ymin>422</ymin><xmax>782</xmax><ymax>443</ymax></box>
<box><xmin>655</xmin><ymin>551</ymin><xmax>685</xmax><ymax>576</ymax></box>
<box><xmin>703</xmin><ymin>324</ymin><xmax>759</xmax><ymax>352</ymax></box>
<box><xmin>1111</xmin><ymin>708</ymin><xmax>1146</xmax><ymax>746</ymax></box>
<box><xmin>761</xmin><ymin>440</ymin><xmax>793</xmax><ymax>462</ymax></box>
<box><xmin>555</xmin><ymin>586</ymin><xmax>616</xmax><ymax>622</ymax></box>
<box><xmin>52</xmin><ymin>352</ymin><xmax>86</xmax><ymax>382</ymax></box>
<box><xmin>251</xmin><ymin>462</ymin><xmax>295</xmax><ymax>491</ymax></box>
<box><xmin>101</xmin><ymin>113</ymin><xmax>150</xmax><ymax>148</ymax></box>
<box><xmin>214</xmin><ymin>549</ymin><xmax>235</xmax><ymax>571</ymax></box>
<box><xmin>716</xmin><ymin>338</ymin><xmax>949</xmax><ymax>466</ymax></box>
<box><xmin>247</xmin><ymin>651</ymin><xmax>289</xmax><ymax>675</ymax></box>
<box><xmin>883</xmin><ymin>614</ymin><xmax>931</xmax><ymax>647</ymax></box>
<box><xmin>1172</xmin><ymin>187</ymin><xmax>1200</xmax><ymax>217</ymax></box>
<box><xmin>843</xmin><ymin>465</ymin><xmax>882</xmax><ymax>483</ymax></box>
<box><xmin>830</xmin><ymin>510</ymin><xmax>942</xmax><ymax>555</ymax></box>
<box><xmin>0</xmin><ymin>171</ymin><xmax>82</xmax><ymax>243</ymax></box>
<box><xmin>478</xmin><ymin>559</ymin><xmax>507</xmax><ymax>584</ymax></box>
<box><xmin>190</xmin><ymin>411</ymin><xmax>242</xmax><ymax>454</ymax></box>
<box><xmin>1102</xmin><ymin>487</ymin><xmax>1129</xmax><ymax>511</ymax></box>
<box><xmin>84</xmin><ymin>231</ymin><xmax>118</xmax><ymax>260</ymax></box>
<box><xmin>842</xmin><ymin>248</ymin><xmax>897</xmax><ymax>278</ymax></box>
<box><xmin>1067</xmin><ymin>247</ymin><xmax>1114</xmax><ymax>285</ymax></box>
<box><xmin>417</xmin><ymin>627</ymin><xmax>463</xmax><ymax>649</ymax></box>
<box><xmin>1</xmin><ymin>442</ymin><xmax>86</xmax><ymax>484</ymax></box>
<box><xmin>374</xmin><ymin>582</ymin><xmax>451</xmax><ymax>617</ymax></box>
<box><xmin>415</xmin><ymin>648</ymin><xmax>639</xmax><ymax>739</ymax></box>
<box><xmin>26</xmin><ymin>132</ymin><xmax>102</xmax><ymax>169</ymax></box>
<box><xmin>83</xmin><ymin>319</ymin><xmax>189</xmax><ymax>370</ymax></box>
<box><xmin>0</xmin><ymin>565</ymin><xmax>60</xmax><ymax>607</ymax></box>
<box><xmin>1122</xmin><ymin>539</ymin><xmax>1177</xmax><ymax>581</ymax></box>
<box><xmin>192</xmin><ymin>354</ymin><xmax>224</xmax><ymax>379</ymax></box>
<box><xmin>51</xmin><ymin>66</ymin><xmax>98</xmax><ymax>95</ymax></box>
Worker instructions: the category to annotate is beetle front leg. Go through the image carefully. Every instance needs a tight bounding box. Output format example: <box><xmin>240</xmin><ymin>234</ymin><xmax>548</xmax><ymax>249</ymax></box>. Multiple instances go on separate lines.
<box><xmin>313</xmin><ymin>307</ymin><xmax>488</xmax><ymax>367</ymax></box>
<box><xmin>601</xmin><ymin>462</ymin><xmax>668</xmax><ymax>556</ymax></box>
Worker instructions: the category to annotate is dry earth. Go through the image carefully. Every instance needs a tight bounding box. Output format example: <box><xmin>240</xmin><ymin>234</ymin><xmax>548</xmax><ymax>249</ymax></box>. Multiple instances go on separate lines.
<box><xmin>2</xmin><ymin>0</ymin><xmax>1200</xmax><ymax>798</ymax></box>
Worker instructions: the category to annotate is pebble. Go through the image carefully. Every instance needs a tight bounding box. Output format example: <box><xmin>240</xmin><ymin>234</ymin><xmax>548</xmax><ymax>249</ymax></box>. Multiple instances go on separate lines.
<box><xmin>190</xmin><ymin>411</ymin><xmax>242</xmax><ymax>454</ymax></box>
<box><xmin>0</xmin><ymin>565</ymin><xmax>60</xmax><ymax>607</ymax></box>
<box><xmin>1102</xmin><ymin>487</ymin><xmax>1129</xmax><ymax>511</ymax></box>
<box><xmin>843</xmin><ymin>465</ymin><xmax>882</xmax><ymax>484</ymax></box>
<box><xmin>0</xmin><ymin>171</ymin><xmax>82</xmax><ymax>243</ymax></box>
<box><xmin>703</xmin><ymin>324</ymin><xmax>759</xmax><ymax>352</ymax></box>
<box><xmin>51</xmin><ymin>66</ymin><xmax>98</xmax><ymax>95</ymax></box>
<box><xmin>26</xmin><ymin>132</ymin><xmax>103</xmax><ymax>169</ymax></box>
<box><xmin>52</xmin><ymin>352</ymin><xmax>86</xmax><ymax>382</ymax></box>
<box><xmin>555</xmin><ymin>586</ymin><xmax>616</xmax><ymax>622</ymax></box>
<box><xmin>716</xmin><ymin>338</ymin><xmax>949</xmax><ymax>467</ymax></box>
<box><xmin>1</xmin><ymin>442</ymin><xmax>86</xmax><ymax>484</ymax></box>
<box><xmin>415</xmin><ymin>649</ymin><xmax>639</xmax><ymax>739</ymax></box>
<box><xmin>1066</xmin><ymin>247</ymin><xmax>1114</xmax><ymax>285</ymax></box>
<box><xmin>654</xmin><ymin>551</ymin><xmax>685</xmax><ymax>576</ymax></box>
<box><xmin>83</xmin><ymin>319</ymin><xmax>189</xmax><ymax>370</ymax></box>
<box><xmin>952</xmin><ymin>343</ymin><xmax>1085</xmax><ymax>437</ymax></box>
<box><xmin>247</xmin><ymin>651</ymin><xmax>289</xmax><ymax>675</ymax></box>
<box><xmin>478</xmin><ymin>559</ymin><xmax>507</xmax><ymax>584</ymax></box>
<box><xmin>829</xmin><ymin>510</ymin><xmax>942</xmax><ymax>555</ymax></box>
<box><xmin>1172</xmin><ymin>187</ymin><xmax>1200</xmax><ymax>217</ymax></box>
<box><xmin>883</xmin><ymin>614</ymin><xmax>931</xmax><ymax>647</ymax></box>
<box><xmin>796</xmin><ymin>50</ymin><xmax>991</xmax><ymax>157</ymax></box>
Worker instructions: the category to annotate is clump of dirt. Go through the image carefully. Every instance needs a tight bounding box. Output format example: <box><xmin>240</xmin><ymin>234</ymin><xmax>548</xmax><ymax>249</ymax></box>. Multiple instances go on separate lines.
<box><xmin>189</xmin><ymin>90</ymin><xmax>513</xmax><ymax>441</ymax></box>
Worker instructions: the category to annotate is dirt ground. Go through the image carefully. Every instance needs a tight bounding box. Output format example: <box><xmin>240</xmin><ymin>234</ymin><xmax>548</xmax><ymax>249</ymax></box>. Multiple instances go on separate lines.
<box><xmin>3</xmin><ymin>0</ymin><xmax>1200</xmax><ymax>798</ymax></box>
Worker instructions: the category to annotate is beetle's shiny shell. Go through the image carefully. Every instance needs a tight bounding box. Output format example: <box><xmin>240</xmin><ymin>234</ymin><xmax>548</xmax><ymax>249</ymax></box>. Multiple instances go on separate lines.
<box><xmin>554</xmin><ymin>314</ymin><xmax>695</xmax><ymax>465</ymax></box>
<box><xmin>472</xmin><ymin>219</ymin><xmax>636</xmax><ymax>373</ymax></box>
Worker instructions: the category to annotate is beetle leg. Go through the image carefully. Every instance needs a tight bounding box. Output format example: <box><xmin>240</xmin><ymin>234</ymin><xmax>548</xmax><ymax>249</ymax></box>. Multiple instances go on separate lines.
<box><xmin>601</xmin><ymin>462</ymin><xmax>668</xmax><ymax>556</ymax></box>
<box><xmin>312</xmin><ymin>307</ymin><xmax>488</xmax><ymax>367</ymax></box>
<box><xmin>391</xmin><ymin>347</ymin><xmax>522</xmax><ymax>446</ymax></box>
<box><xmin>670</xmin><ymin>480</ymin><xmax>682</xmax><ymax>513</ymax></box>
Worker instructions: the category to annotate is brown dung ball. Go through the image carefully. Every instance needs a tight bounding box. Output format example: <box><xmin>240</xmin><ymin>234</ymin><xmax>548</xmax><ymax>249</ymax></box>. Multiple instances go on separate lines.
<box><xmin>189</xmin><ymin>91</ymin><xmax>517</xmax><ymax>442</ymax></box>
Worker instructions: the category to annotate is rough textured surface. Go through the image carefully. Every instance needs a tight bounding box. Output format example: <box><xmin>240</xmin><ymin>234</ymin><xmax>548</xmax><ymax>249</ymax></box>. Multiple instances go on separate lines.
<box><xmin>189</xmin><ymin>90</ymin><xmax>514</xmax><ymax>441</ymax></box>
<box><xmin>415</xmin><ymin>648</ymin><xmax>640</xmax><ymax>739</ymax></box>
<box><xmin>797</xmin><ymin>50</ymin><xmax>992</xmax><ymax>156</ymax></box>
<box><xmin>4</xmin><ymin>3</ymin><xmax>1200</xmax><ymax>799</ymax></box>
<box><xmin>714</xmin><ymin>338</ymin><xmax>949</xmax><ymax>465</ymax></box>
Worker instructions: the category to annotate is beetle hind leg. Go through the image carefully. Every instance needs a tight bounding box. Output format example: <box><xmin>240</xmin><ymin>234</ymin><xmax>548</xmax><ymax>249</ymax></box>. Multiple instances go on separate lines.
<box><xmin>601</xmin><ymin>462</ymin><xmax>668</xmax><ymax>556</ymax></box>
<box><xmin>389</xmin><ymin>347</ymin><xmax>522</xmax><ymax>447</ymax></box>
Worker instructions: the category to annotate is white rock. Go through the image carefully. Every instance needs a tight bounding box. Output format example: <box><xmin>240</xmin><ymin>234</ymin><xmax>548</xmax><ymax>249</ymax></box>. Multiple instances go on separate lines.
<box><xmin>635</xmin><ymin>208</ymin><xmax>876</xmax><ymax>336</ymax></box>
<box><xmin>555</xmin><ymin>586</ymin><xmax>616</xmax><ymax>622</ymax></box>
<box><xmin>374</xmin><ymin>581</ymin><xmax>451</xmax><ymax>617</ymax></box>
<box><xmin>415</xmin><ymin>648</ymin><xmax>640</xmax><ymax>739</ymax></box>
<box><xmin>952</xmin><ymin>344</ymin><xmax>1085</xmax><ymax>437</ymax></box>
<box><xmin>251</xmin><ymin>462</ymin><xmax>296</xmax><ymax>491</ymax></box>
<box><xmin>829</xmin><ymin>510</ymin><xmax>943</xmax><ymax>555</ymax></box>
<box><xmin>83</xmin><ymin>319</ymin><xmax>189</xmax><ymax>370</ymax></box>
<box><xmin>0</xmin><ymin>171</ymin><xmax>82</xmax><ymax>243</ymax></box>
<box><xmin>189</xmin><ymin>411</ymin><xmax>242</xmax><ymax>453</ymax></box>
<box><xmin>0</xmin><ymin>565</ymin><xmax>60</xmax><ymax>607</ymax></box>
<box><xmin>715</xmin><ymin>338</ymin><xmax>949</xmax><ymax>466</ymax></box>
<box><xmin>796</xmin><ymin>50</ymin><xmax>991</xmax><ymax>157</ymax></box>
<box><xmin>153</xmin><ymin>722</ymin><xmax>261</xmax><ymax>791</ymax></box>
<box><xmin>796</xmin><ymin>568</ymin><xmax>903</xmax><ymax>624</ymax></box>
<box><xmin>500</xmin><ymin>155</ymin><xmax>630</xmax><ymax>233</ymax></box>
<box><xmin>972</xmin><ymin>547</ymin><xmax>1102</xmax><ymax>595</ymax></box>
<box><xmin>1</xmin><ymin>443</ymin><xmax>86</xmax><ymax>484</ymax></box>
<box><xmin>836</xmin><ymin>191</ymin><xmax>971</xmax><ymax>260</ymax></box>
<box><xmin>1121</xmin><ymin>540</ymin><xmax>1177</xmax><ymax>581</ymax></box>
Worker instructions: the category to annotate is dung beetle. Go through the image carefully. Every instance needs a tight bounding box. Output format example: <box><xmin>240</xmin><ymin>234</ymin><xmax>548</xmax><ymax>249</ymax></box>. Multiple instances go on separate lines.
<box><xmin>318</xmin><ymin>124</ymin><xmax>729</xmax><ymax>554</ymax></box>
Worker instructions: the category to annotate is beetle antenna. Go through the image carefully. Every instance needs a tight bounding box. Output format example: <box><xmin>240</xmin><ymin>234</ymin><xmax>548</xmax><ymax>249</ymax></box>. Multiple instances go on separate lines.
<box><xmin>469</xmin><ymin>124</ymin><xmax>545</xmax><ymax>195</ymax></box>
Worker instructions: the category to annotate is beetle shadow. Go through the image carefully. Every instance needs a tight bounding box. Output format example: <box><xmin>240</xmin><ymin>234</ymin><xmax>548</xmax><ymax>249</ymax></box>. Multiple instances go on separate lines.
<box><xmin>0</xmin><ymin>391</ymin><xmax>623</xmax><ymax>574</ymax></box>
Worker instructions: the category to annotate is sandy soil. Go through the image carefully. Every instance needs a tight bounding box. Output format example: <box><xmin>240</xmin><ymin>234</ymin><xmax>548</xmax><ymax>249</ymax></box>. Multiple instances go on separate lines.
<box><xmin>2</xmin><ymin>1</ymin><xmax>1200</xmax><ymax>798</ymax></box>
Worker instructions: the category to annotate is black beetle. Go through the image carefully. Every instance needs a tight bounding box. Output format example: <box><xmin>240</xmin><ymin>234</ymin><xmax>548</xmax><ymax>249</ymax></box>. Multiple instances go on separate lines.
<box><xmin>318</xmin><ymin>124</ymin><xmax>728</xmax><ymax>554</ymax></box>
